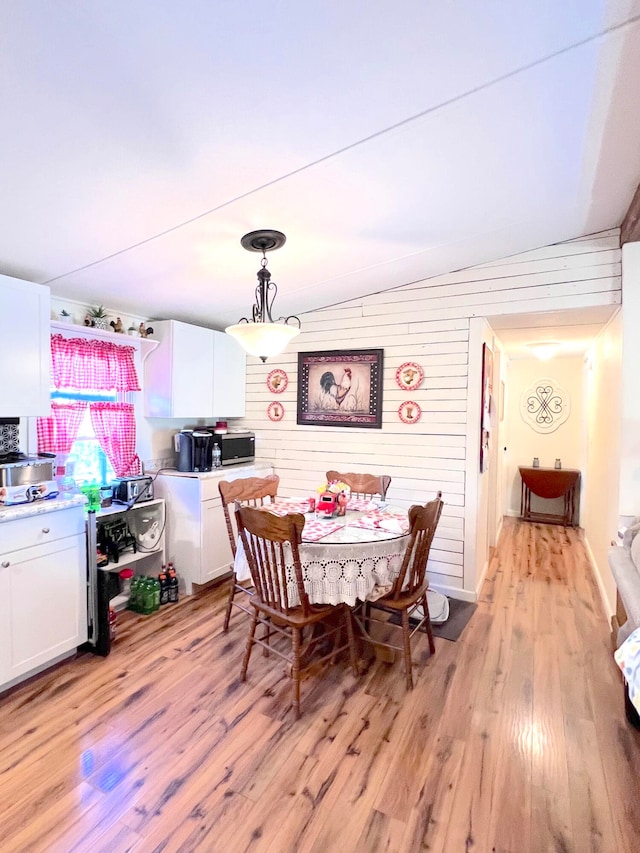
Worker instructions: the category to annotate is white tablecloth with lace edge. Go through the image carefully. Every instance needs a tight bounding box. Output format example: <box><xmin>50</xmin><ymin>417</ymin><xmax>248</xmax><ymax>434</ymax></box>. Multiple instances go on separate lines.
<box><xmin>233</xmin><ymin>517</ymin><xmax>409</xmax><ymax>607</ymax></box>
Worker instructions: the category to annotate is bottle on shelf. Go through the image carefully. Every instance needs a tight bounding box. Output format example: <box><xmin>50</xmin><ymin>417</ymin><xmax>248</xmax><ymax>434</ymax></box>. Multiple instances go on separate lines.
<box><xmin>128</xmin><ymin>576</ymin><xmax>142</xmax><ymax>613</ymax></box>
<box><xmin>159</xmin><ymin>566</ymin><xmax>170</xmax><ymax>606</ymax></box>
<box><xmin>152</xmin><ymin>576</ymin><xmax>161</xmax><ymax>611</ymax></box>
<box><xmin>167</xmin><ymin>562</ymin><xmax>179</xmax><ymax>603</ymax></box>
<box><xmin>141</xmin><ymin>578</ymin><xmax>155</xmax><ymax>615</ymax></box>
<box><xmin>108</xmin><ymin>607</ymin><xmax>117</xmax><ymax>642</ymax></box>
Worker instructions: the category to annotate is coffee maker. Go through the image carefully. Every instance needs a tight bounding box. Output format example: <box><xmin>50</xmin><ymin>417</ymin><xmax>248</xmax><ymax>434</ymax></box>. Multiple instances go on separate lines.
<box><xmin>175</xmin><ymin>430</ymin><xmax>213</xmax><ymax>472</ymax></box>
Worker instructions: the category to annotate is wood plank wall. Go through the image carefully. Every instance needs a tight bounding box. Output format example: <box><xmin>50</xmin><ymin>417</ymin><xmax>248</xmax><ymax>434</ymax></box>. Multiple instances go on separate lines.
<box><xmin>236</xmin><ymin>229</ymin><xmax>621</xmax><ymax>597</ymax></box>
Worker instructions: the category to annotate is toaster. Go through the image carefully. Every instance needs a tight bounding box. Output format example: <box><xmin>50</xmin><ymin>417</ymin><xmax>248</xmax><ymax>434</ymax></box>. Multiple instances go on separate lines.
<box><xmin>112</xmin><ymin>476</ymin><xmax>154</xmax><ymax>505</ymax></box>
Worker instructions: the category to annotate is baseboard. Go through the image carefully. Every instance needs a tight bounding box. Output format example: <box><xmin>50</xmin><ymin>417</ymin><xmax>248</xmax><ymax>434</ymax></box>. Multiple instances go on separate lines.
<box><xmin>583</xmin><ymin>535</ymin><xmax>614</xmax><ymax>618</ymax></box>
<box><xmin>428</xmin><ymin>581</ymin><xmax>477</xmax><ymax>604</ymax></box>
<box><xmin>475</xmin><ymin>557</ymin><xmax>490</xmax><ymax>599</ymax></box>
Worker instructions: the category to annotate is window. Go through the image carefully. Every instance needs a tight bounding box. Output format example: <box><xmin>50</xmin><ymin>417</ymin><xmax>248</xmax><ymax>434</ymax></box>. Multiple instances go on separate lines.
<box><xmin>51</xmin><ymin>389</ymin><xmax>117</xmax><ymax>485</ymax></box>
<box><xmin>37</xmin><ymin>334</ymin><xmax>142</xmax><ymax>480</ymax></box>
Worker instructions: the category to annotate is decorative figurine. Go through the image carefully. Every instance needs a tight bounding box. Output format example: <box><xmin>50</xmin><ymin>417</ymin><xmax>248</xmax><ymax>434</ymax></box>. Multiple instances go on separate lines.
<box><xmin>109</xmin><ymin>317</ymin><xmax>124</xmax><ymax>333</ymax></box>
<box><xmin>337</xmin><ymin>491</ymin><xmax>348</xmax><ymax>517</ymax></box>
<box><xmin>138</xmin><ymin>323</ymin><xmax>155</xmax><ymax>338</ymax></box>
<box><xmin>317</xmin><ymin>491</ymin><xmax>338</xmax><ymax>517</ymax></box>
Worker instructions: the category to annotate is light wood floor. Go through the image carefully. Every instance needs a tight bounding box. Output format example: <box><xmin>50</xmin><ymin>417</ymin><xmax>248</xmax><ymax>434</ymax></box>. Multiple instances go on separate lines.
<box><xmin>2</xmin><ymin>519</ymin><xmax>639</xmax><ymax>852</ymax></box>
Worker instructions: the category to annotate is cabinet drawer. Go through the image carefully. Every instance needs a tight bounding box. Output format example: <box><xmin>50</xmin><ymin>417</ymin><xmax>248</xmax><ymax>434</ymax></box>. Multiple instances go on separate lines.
<box><xmin>0</xmin><ymin>506</ymin><xmax>85</xmax><ymax>555</ymax></box>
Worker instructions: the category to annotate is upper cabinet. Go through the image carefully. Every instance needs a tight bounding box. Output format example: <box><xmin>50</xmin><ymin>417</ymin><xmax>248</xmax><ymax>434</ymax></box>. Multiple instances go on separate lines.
<box><xmin>0</xmin><ymin>274</ymin><xmax>51</xmax><ymax>417</ymax></box>
<box><xmin>144</xmin><ymin>319</ymin><xmax>246</xmax><ymax>419</ymax></box>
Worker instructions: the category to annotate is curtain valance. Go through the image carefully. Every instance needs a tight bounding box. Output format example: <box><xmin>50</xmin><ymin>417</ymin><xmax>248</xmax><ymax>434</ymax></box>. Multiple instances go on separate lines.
<box><xmin>50</xmin><ymin>334</ymin><xmax>140</xmax><ymax>392</ymax></box>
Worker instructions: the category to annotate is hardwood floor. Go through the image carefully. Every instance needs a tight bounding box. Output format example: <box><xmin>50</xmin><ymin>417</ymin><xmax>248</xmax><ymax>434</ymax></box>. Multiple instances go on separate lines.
<box><xmin>2</xmin><ymin>519</ymin><xmax>639</xmax><ymax>852</ymax></box>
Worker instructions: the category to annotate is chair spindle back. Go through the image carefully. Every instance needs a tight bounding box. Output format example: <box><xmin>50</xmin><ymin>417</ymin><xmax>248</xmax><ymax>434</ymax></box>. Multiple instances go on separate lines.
<box><xmin>235</xmin><ymin>505</ymin><xmax>309</xmax><ymax>616</ymax></box>
<box><xmin>325</xmin><ymin>470</ymin><xmax>391</xmax><ymax>501</ymax></box>
<box><xmin>391</xmin><ymin>493</ymin><xmax>444</xmax><ymax>600</ymax></box>
<box><xmin>219</xmin><ymin>474</ymin><xmax>280</xmax><ymax>557</ymax></box>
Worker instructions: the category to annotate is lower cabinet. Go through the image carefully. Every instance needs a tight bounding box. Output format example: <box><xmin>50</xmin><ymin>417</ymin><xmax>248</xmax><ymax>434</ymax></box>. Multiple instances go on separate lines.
<box><xmin>156</xmin><ymin>464</ymin><xmax>274</xmax><ymax>595</ymax></box>
<box><xmin>0</xmin><ymin>507</ymin><xmax>87</xmax><ymax>690</ymax></box>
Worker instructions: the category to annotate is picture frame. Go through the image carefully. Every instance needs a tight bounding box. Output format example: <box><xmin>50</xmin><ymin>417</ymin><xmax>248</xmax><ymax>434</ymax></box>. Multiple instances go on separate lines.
<box><xmin>297</xmin><ymin>348</ymin><xmax>384</xmax><ymax>428</ymax></box>
<box><xmin>479</xmin><ymin>342</ymin><xmax>494</xmax><ymax>472</ymax></box>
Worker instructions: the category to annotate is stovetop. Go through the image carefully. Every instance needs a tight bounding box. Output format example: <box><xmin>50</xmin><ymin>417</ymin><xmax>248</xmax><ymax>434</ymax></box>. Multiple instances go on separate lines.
<box><xmin>0</xmin><ymin>451</ymin><xmax>28</xmax><ymax>463</ymax></box>
<box><xmin>0</xmin><ymin>452</ymin><xmax>55</xmax><ymax>466</ymax></box>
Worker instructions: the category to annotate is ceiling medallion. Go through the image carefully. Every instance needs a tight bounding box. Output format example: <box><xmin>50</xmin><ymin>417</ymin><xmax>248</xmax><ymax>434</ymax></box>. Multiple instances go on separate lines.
<box><xmin>225</xmin><ymin>229</ymin><xmax>301</xmax><ymax>362</ymax></box>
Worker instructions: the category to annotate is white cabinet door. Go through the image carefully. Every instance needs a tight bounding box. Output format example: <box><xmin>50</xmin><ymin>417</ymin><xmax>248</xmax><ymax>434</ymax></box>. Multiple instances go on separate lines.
<box><xmin>145</xmin><ymin>320</ymin><xmax>247</xmax><ymax>419</ymax></box>
<box><xmin>201</xmin><ymin>497</ymin><xmax>234</xmax><ymax>584</ymax></box>
<box><xmin>0</xmin><ymin>534</ymin><xmax>87</xmax><ymax>685</ymax></box>
<box><xmin>0</xmin><ymin>274</ymin><xmax>50</xmax><ymax>416</ymax></box>
<box><xmin>212</xmin><ymin>331</ymin><xmax>246</xmax><ymax>418</ymax></box>
<box><xmin>170</xmin><ymin>321</ymin><xmax>214</xmax><ymax>417</ymax></box>
<box><xmin>144</xmin><ymin>320</ymin><xmax>214</xmax><ymax>417</ymax></box>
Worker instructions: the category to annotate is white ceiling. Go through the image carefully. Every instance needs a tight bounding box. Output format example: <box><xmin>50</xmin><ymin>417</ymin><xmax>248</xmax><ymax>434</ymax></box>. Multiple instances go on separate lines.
<box><xmin>488</xmin><ymin>304</ymin><xmax>620</xmax><ymax>359</ymax></box>
<box><xmin>2</xmin><ymin>1</ymin><xmax>640</xmax><ymax>329</ymax></box>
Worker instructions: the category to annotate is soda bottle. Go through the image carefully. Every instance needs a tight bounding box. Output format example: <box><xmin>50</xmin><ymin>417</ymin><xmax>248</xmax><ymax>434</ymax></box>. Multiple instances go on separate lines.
<box><xmin>159</xmin><ymin>567</ymin><xmax>170</xmax><ymax>605</ymax></box>
<box><xmin>128</xmin><ymin>576</ymin><xmax>140</xmax><ymax>612</ymax></box>
<box><xmin>168</xmin><ymin>565</ymin><xmax>179</xmax><ymax>603</ymax></box>
<box><xmin>108</xmin><ymin>606</ymin><xmax>117</xmax><ymax>642</ymax></box>
<box><xmin>142</xmin><ymin>578</ymin><xmax>155</xmax><ymax>615</ymax></box>
<box><xmin>152</xmin><ymin>577</ymin><xmax>161</xmax><ymax>611</ymax></box>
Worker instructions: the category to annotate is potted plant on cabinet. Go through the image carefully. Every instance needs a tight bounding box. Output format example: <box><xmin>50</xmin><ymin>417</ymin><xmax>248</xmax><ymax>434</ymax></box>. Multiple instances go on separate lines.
<box><xmin>87</xmin><ymin>305</ymin><xmax>108</xmax><ymax>330</ymax></box>
<box><xmin>58</xmin><ymin>309</ymin><xmax>73</xmax><ymax>324</ymax></box>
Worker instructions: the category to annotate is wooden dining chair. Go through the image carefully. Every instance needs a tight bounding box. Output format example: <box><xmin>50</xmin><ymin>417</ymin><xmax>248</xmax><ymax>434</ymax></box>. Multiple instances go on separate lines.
<box><xmin>236</xmin><ymin>504</ymin><xmax>358</xmax><ymax>718</ymax></box>
<box><xmin>353</xmin><ymin>492</ymin><xmax>444</xmax><ymax>690</ymax></box>
<box><xmin>325</xmin><ymin>470</ymin><xmax>392</xmax><ymax>501</ymax></box>
<box><xmin>218</xmin><ymin>474</ymin><xmax>280</xmax><ymax>632</ymax></box>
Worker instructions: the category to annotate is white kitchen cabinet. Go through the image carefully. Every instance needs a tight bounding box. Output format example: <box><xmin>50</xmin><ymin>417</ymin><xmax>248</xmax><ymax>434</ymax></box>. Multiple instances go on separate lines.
<box><xmin>0</xmin><ymin>505</ymin><xmax>87</xmax><ymax>690</ymax></box>
<box><xmin>155</xmin><ymin>463</ymin><xmax>273</xmax><ymax>594</ymax></box>
<box><xmin>0</xmin><ymin>273</ymin><xmax>51</xmax><ymax>416</ymax></box>
<box><xmin>144</xmin><ymin>319</ymin><xmax>246</xmax><ymax>418</ymax></box>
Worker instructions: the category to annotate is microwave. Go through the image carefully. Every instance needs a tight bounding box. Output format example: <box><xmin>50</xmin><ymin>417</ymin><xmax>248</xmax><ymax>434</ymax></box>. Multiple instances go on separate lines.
<box><xmin>213</xmin><ymin>431</ymin><xmax>255</xmax><ymax>466</ymax></box>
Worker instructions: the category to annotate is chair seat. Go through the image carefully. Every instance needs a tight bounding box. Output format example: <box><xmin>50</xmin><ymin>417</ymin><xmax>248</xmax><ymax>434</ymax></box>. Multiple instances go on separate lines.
<box><xmin>372</xmin><ymin>579</ymin><xmax>429</xmax><ymax>611</ymax></box>
<box><xmin>251</xmin><ymin>598</ymin><xmax>345</xmax><ymax>628</ymax></box>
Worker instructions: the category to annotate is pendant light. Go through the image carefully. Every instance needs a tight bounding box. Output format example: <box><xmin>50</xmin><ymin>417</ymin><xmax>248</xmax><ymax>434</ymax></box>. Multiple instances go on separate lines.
<box><xmin>225</xmin><ymin>229</ymin><xmax>301</xmax><ymax>362</ymax></box>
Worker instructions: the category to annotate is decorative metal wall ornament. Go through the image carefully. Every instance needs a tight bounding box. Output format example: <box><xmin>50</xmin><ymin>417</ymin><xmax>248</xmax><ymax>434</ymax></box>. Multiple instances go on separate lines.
<box><xmin>520</xmin><ymin>377</ymin><xmax>571</xmax><ymax>433</ymax></box>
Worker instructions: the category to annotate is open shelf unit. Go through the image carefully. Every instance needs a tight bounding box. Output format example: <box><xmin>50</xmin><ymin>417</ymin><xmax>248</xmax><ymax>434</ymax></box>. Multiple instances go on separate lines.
<box><xmin>95</xmin><ymin>498</ymin><xmax>166</xmax><ymax>611</ymax></box>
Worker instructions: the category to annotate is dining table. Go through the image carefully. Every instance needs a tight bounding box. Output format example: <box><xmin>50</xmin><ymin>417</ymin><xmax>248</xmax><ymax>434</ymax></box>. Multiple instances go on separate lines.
<box><xmin>233</xmin><ymin>496</ymin><xmax>411</xmax><ymax>607</ymax></box>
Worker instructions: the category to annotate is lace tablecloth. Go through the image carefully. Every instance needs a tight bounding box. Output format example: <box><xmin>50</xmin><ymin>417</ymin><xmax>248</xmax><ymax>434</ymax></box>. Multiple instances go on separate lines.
<box><xmin>234</xmin><ymin>509</ymin><xmax>409</xmax><ymax>606</ymax></box>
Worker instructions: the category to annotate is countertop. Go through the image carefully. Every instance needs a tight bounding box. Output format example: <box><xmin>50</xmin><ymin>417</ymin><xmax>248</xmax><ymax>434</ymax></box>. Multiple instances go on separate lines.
<box><xmin>0</xmin><ymin>494</ymin><xmax>87</xmax><ymax>523</ymax></box>
<box><xmin>152</xmin><ymin>460</ymin><xmax>274</xmax><ymax>480</ymax></box>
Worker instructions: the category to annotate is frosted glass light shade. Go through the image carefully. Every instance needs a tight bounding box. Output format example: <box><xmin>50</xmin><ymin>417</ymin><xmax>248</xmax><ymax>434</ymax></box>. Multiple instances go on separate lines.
<box><xmin>225</xmin><ymin>321</ymin><xmax>300</xmax><ymax>361</ymax></box>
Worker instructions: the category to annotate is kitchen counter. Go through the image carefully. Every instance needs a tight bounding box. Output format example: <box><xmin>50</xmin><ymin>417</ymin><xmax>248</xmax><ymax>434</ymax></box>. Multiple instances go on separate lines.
<box><xmin>153</xmin><ymin>459</ymin><xmax>274</xmax><ymax>480</ymax></box>
<box><xmin>0</xmin><ymin>494</ymin><xmax>87</xmax><ymax>523</ymax></box>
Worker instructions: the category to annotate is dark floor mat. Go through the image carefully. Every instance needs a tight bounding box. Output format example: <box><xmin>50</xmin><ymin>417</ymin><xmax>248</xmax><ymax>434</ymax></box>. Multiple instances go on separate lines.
<box><xmin>430</xmin><ymin>598</ymin><xmax>477</xmax><ymax>642</ymax></box>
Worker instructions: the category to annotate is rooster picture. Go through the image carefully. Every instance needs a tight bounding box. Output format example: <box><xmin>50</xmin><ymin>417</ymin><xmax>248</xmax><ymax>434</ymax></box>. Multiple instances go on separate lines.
<box><xmin>320</xmin><ymin>367</ymin><xmax>352</xmax><ymax>406</ymax></box>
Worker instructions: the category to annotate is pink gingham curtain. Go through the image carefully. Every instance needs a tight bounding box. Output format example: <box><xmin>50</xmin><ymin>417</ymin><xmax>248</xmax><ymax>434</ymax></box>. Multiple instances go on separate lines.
<box><xmin>89</xmin><ymin>402</ymin><xmax>141</xmax><ymax>478</ymax></box>
<box><xmin>50</xmin><ymin>334</ymin><xmax>140</xmax><ymax>392</ymax></box>
<box><xmin>36</xmin><ymin>401</ymin><xmax>88</xmax><ymax>456</ymax></box>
